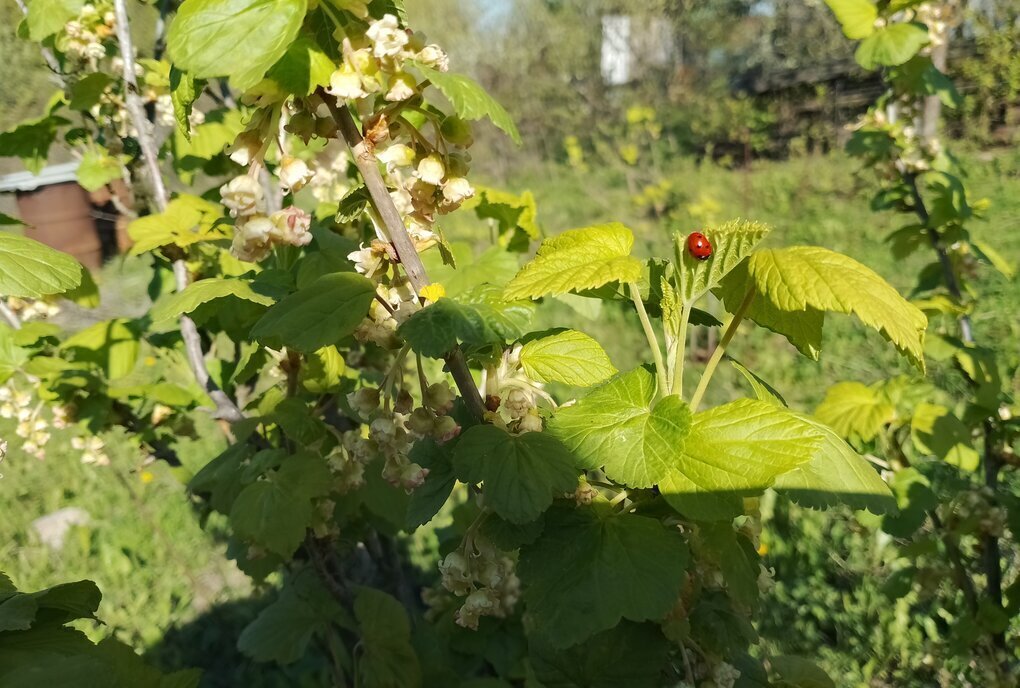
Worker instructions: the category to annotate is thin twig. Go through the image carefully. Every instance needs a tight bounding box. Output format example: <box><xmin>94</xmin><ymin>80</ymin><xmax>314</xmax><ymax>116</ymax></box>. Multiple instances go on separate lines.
<box><xmin>320</xmin><ymin>92</ymin><xmax>486</xmax><ymax>420</ymax></box>
<box><xmin>113</xmin><ymin>0</ymin><xmax>245</xmax><ymax>424</ymax></box>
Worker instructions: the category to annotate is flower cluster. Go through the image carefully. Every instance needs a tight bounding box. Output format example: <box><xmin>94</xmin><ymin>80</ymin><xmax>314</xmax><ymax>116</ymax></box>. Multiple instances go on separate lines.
<box><xmin>220</xmin><ymin>176</ymin><xmax>313</xmax><ymax>262</ymax></box>
<box><xmin>4</xmin><ymin>297</ymin><xmax>60</xmax><ymax>322</ymax></box>
<box><xmin>60</xmin><ymin>3</ymin><xmax>116</xmax><ymax>65</ymax></box>
<box><xmin>71</xmin><ymin>435</ymin><xmax>110</xmax><ymax>466</ymax></box>
<box><xmin>437</xmin><ymin>534</ymin><xmax>520</xmax><ymax>630</ymax></box>
<box><xmin>352</xmin><ymin>279</ymin><xmax>419</xmax><ymax>348</ymax></box>
<box><xmin>0</xmin><ymin>384</ymin><xmax>76</xmax><ymax>462</ymax></box>
<box><xmin>343</xmin><ymin>388</ymin><xmax>428</xmax><ymax>492</ymax></box>
<box><xmin>482</xmin><ymin>345</ymin><xmax>552</xmax><ymax>434</ymax></box>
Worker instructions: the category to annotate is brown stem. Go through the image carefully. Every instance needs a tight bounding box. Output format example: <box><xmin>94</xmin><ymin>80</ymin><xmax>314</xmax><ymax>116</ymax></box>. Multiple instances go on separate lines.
<box><xmin>320</xmin><ymin>92</ymin><xmax>486</xmax><ymax>420</ymax></box>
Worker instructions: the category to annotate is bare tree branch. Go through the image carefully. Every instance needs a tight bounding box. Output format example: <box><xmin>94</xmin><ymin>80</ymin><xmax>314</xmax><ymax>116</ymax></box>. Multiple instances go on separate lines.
<box><xmin>320</xmin><ymin>93</ymin><xmax>487</xmax><ymax>420</ymax></box>
<box><xmin>112</xmin><ymin>0</ymin><xmax>245</xmax><ymax>423</ymax></box>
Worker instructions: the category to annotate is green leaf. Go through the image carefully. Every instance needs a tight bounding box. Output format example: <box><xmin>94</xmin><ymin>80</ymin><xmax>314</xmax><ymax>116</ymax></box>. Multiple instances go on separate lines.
<box><xmin>251</xmin><ymin>272</ymin><xmax>375</xmax><ymax>353</ymax></box>
<box><xmin>405</xmin><ymin>439</ymin><xmax>457</xmax><ymax>529</ymax></box>
<box><xmin>773</xmin><ymin>412</ymin><xmax>896</xmax><ymax>514</ymax></box>
<box><xmin>0</xmin><ymin>214</ymin><xmax>23</xmax><ymax>226</ymax></box>
<box><xmin>0</xmin><ymin>233</ymin><xmax>82</xmax><ymax>298</ymax></box>
<box><xmin>421</xmin><ymin>243</ymin><xmax>519</xmax><ymax>296</ymax></box>
<box><xmin>229</xmin><ymin>454</ymin><xmax>329</xmax><ymax>558</ymax></box>
<box><xmin>151</xmin><ymin>278</ymin><xmax>275</xmax><ymax>322</ymax></box>
<box><xmin>267</xmin><ymin>36</ymin><xmax>336</xmax><ymax>96</ymax></box>
<box><xmin>824</xmin><ymin>0</ymin><xmax>877</xmax><ymax>39</ymax></box>
<box><xmin>468</xmin><ymin>186</ymin><xmax>541</xmax><ymax>250</ymax></box>
<box><xmin>453</xmin><ymin>425</ymin><xmax>578</xmax><ymax>524</ymax></box>
<box><xmin>59</xmin><ymin>318</ymin><xmax>140</xmax><ymax>380</ymax></box>
<box><xmin>76</xmin><ymin>147</ymin><xmax>126</xmax><ymax>192</ymax></box>
<box><xmin>729</xmin><ymin>359</ymin><xmax>787</xmax><ymax>407</ymax></box>
<box><xmin>697</xmin><ymin>524</ymin><xmax>760</xmax><ymax>608</ymax></box>
<box><xmin>30</xmin><ymin>580</ymin><xmax>102</xmax><ymax>624</ymax></box>
<box><xmin>971</xmin><ymin>239</ymin><xmax>1015</xmax><ymax>279</ymax></box>
<box><xmin>0</xmin><ymin>113</ymin><xmax>70</xmax><ymax>175</ymax></box>
<box><xmin>172</xmin><ymin>109</ymin><xmax>245</xmax><ymax>162</ymax></box>
<box><xmin>239</xmin><ymin>573</ymin><xmax>345</xmax><ymax>665</ymax></box>
<box><xmin>550</xmin><ymin>368</ymin><xmax>696</xmax><ymax>488</ymax></box>
<box><xmin>0</xmin><ymin>595</ymin><xmax>38</xmax><ymax>632</ymax></box>
<box><xmin>814</xmin><ymin>381</ymin><xmax>894</xmax><ymax>443</ymax></box>
<box><xmin>68</xmin><ymin>73</ymin><xmax>114</xmax><ymax>111</ymax></box>
<box><xmin>676</xmin><ymin>219</ymin><xmax>771</xmax><ymax>305</ymax></box>
<box><xmin>771</xmin><ymin>656</ymin><xmax>836</xmax><ymax>688</ymax></box>
<box><xmin>518</xmin><ymin>504</ymin><xmax>689</xmax><ymax>648</ymax></box>
<box><xmin>504</xmin><ymin>223</ymin><xmax>642</xmax><ymax>301</ymax></box>
<box><xmin>529</xmin><ymin>622</ymin><xmax>670</xmax><ymax>688</ymax></box>
<box><xmin>169</xmin><ymin>66</ymin><xmax>201</xmax><ymax>141</ymax></box>
<box><xmin>63</xmin><ymin>267</ymin><xmax>99</xmax><ymax>308</ymax></box>
<box><xmin>520</xmin><ymin>330</ymin><xmax>617</xmax><ymax>387</ymax></box>
<box><xmin>855</xmin><ymin>23</ymin><xmax>929</xmax><ymax>70</ymax></box>
<box><xmin>415</xmin><ymin>64</ymin><xmax>521</xmax><ymax>145</ymax></box>
<box><xmin>747</xmin><ymin>247</ymin><xmax>927</xmax><ymax>370</ymax></box>
<box><xmin>127</xmin><ymin>195</ymin><xmax>226</xmax><ymax>255</ymax></box>
<box><xmin>910</xmin><ymin>402</ymin><xmax>979</xmax><ymax>470</ymax></box>
<box><xmin>26</xmin><ymin>0</ymin><xmax>84</xmax><ymax>40</ymax></box>
<box><xmin>168</xmin><ymin>0</ymin><xmax>309</xmax><ymax>91</ymax></box>
<box><xmin>354</xmin><ymin>587</ymin><xmax>421</xmax><ymax>688</ymax></box>
<box><xmin>660</xmin><ymin>400</ymin><xmax>823</xmax><ymax>521</ymax></box>
<box><xmin>399</xmin><ymin>288</ymin><xmax>534</xmax><ymax>358</ymax></box>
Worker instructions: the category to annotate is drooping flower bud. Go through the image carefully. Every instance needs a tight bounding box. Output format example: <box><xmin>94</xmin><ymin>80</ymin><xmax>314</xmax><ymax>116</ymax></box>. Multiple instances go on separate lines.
<box><xmin>220</xmin><ymin>175</ymin><xmax>266</xmax><ymax>218</ymax></box>
<box><xmin>277</xmin><ymin>155</ymin><xmax>315</xmax><ymax>194</ymax></box>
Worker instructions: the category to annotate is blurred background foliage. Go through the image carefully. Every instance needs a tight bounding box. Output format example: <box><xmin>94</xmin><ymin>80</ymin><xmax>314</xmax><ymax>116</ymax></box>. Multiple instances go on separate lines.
<box><xmin>3</xmin><ymin>0</ymin><xmax>1019</xmax><ymax>685</ymax></box>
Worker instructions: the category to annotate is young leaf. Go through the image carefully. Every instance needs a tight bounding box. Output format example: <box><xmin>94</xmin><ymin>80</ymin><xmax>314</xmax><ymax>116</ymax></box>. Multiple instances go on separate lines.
<box><xmin>151</xmin><ymin>278</ymin><xmax>275</xmax><ymax>322</ymax></box>
<box><xmin>415</xmin><ymin>64</ymin><xmax>521</xmax><ymax>145</ymax></box>
<box><xmin>251</xmin><ymin>273</ymin><xmax>375</xmax><ymax>353</ymax></box>
<box><xmin>855</xmin><ymin>23</ymin><xmax>929</xmax><ymax>70</ymax></box>
<box><xmin>76</xmin><ymin>147</ymin><xmax>126</xmax><ymax>192</ymax></box>
<box><xmin>773</xmin><ymin>412</ymin><xmax>896</xmax><ymax>514</ymax></box>
<box><xmin>354</xmin><ymin>587</ymin><xmax>421</xmax><ymax>688</ymax></box>
<box><xmin>518</xmin><ymin>504</ymin><xmax>689</xmax><ymax>648</ymax></box>
<box><xmin>26</xmin><ymin>0</ymin><xmax>85</xmax><ymax>40</ymax></box>
<box><xmin>503</xmin><ymin>223</ymin><xmax>642</xmax><ymax>301</ymax></box>
<box><xmin>747</xmin><ymin>247</ymin><xmax>927</xmax><ymax>370</ymax></box>
<box><xmin>127</xmin><ymin>195</ymin><xmax>227</xmax><ymax>255</ymax></box>
<box><xmin>729</xmin><ymin>359</ymin><xmax>787</xmax><ymax>407</ymax></box>
<box><xmin>453</xmin><ymin>425</ymin><xmax>578</xmax><ymax>524</ymax></box>
<box><xmin>549</xmin><ymin>368</ymin><xmax>694</xmax><ymax>488</ymax></box>
<box><xmin>519</xmin><ymin>330</ymin><xmax>617</xmax><ymax>387</ymax></box>
<box><xmin>824</xmin><ymin>0</ymin><xmax>877</xmax><ymax>40</ymax></box>
<box><xmin>169</xmin><ymin>66</ymin><xmax>201</xmax><ymax>141</ymax></box>
<box><xmin>660</xmin><ymin>400</ymin><xmax>823</xmax><ymax>521</ymax></box>
<box><xmin>676</xmin><ymin>219</ymin><xmax>771</xmax><ymax>305</ymax></box>
<box><xmin>168</xmin><ymin>0</ymin><xmax>309</xmax><ymax>91</ymax></box>
<box><xmin>0</xmin><ymin>234</ymin><xmax>82</xmax><ymax>299</ymax></box>
<box><xmin>814</xmin><ymin>381</ymin><xmax>894</xmax><ymax>443</ymax></box>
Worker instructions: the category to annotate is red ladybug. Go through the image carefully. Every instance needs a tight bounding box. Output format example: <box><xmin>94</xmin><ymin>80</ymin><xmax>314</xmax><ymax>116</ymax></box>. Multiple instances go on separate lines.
<box><xmin>687</xmin><ymin>231</ymin><xmax>712</xmax><ymax>261</ymax></box>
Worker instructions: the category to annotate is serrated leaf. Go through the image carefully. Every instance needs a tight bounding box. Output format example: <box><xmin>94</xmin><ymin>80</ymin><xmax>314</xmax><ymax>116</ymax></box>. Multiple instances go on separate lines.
<box><xmin>676</xmin><ymin>219</ymin><xmax>771</xmax><ymax>305</ymax></box>
<box><xmin>415</xmin><ymin>64</ymin><xmax>521</xmax><ymax>145</ymax></box>
<box><xmin>354</xmin><ymin>587</ymin><xmax>421</xmax><ymax>688</ymax></box>
<box><xmin>549</xmin><ymin>369</ymin><xmax>694</xmax><ymax>488</ymax></box>
<box><xmin>239</xmin><ymin>572</ymin><xmax>345</xmax><ymax>665</ymax></box>
<box><xmin>168</xmin><ymin>0</ymin><xmax>309</xmax><ymax>91</ymax></box>
<box><xmin>398</xmin><ymin>286</ymin><xmax>534</xmax><ymax>358</ymax></box>
<box><xmin>0</xmin><ymin>233</ymin><xmax>82</xmax><ymax>298</ymax></box>
<box><xmin>747</xmin><ymin>247</ymin><xmax>927</xmax><ymax>370</ymax></box>
<box><xmin>421</xmin><ymin>243</ymin><xmax>519</xmax><ymax>296</ymax></box>
<box><xmin>518</xmin><ymin>504</ymin><xmax>689</xmax><ymax>648</ymax></box>
<box><xmin>76</xmin><ymin>147</ymin><xmax>126</xmax><ymax>192</ymax></box>
<box><xmin>520</xmin><ymin>330</ymin><xmax>617</xmax><ymax>387</ymax></box>
<box><xmin>774</xmin><ymin>412</ymin><xmax>896</xmax><ymax>514</ymax></box>
<box><xmin>127</xmin><ymin>195</ymin><xmax>227</xmax><ymax>255</ymax></box>
<box><xmin>251</xmin><ymin>272</ymin><xmax>375</xmax><ymax>352</ymax></box>
<box><xmin>453</xmin><ymin>425</ymin><xmax>578</xmax><ymax>524</ymax></box>
<box><xmin>660</xmin><ymin>399</ymin><xmax>823</xmax><ymax>521</ymax></box>
<box><xmin>910</xmin><ymin>402</ymin><xmax>979</xmax><ymax>470</ymax></box>
<box><xmin>814</xmin><ymin>381</ymin><xmax>894</xmax><ymax>442</ymax></box>
<box><xmin>855</xmin><ymin>23</ymin><xmax>929</xmax><ymax>70</ymax></box>
<box><xmin>169</xmin><ymin>66</ymin><xmax>200</xmax><ymax>141</ymax></box>
<box><xmin>151</xmin><ymin>278</ymin><xmax>275</xmax><ymax>322</ymax></box>
<box><xmin>824</xmin><ymin>0</ymin><xmax>877</xmax><ymax>39</ymax></box>
<box><xmin>504</xmin><ymin>223</ymin><xmax>642</xmax><ymax>301</ymax></box>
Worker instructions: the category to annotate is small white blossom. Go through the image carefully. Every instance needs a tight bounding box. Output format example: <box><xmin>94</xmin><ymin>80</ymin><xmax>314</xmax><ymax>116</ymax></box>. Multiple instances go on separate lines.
<box><xmin>416</xmin><ymin>154</ymin><xmax>445</xmax><ymax>186</ymax></box>
<box><xmin>220</xmin><ymin>176</ymin><xmax>266</xmax><ymax>218</ymax></box>
<box><xmin>442</xmin><ymin>177</ymin><xmax>474</xmax><ymax>205</ymax></box>
<box><xmin>385</xmin><ymin>72</ymin><xmax>417</xmax><ymax>102</ymax></box>
<box><xmin>417</xmin><ymin>44</ymin><xmax>450</xmax><ymax>72</ymax></box>
<box><xmin>277</xmin><ymin>155</ymin><xmax>315</xmax><ymax>194</ymax></box>
<box><xmin>366</xmin><ymin>14</ymin><xmax>409</xmax><ymax>59</ymax></box>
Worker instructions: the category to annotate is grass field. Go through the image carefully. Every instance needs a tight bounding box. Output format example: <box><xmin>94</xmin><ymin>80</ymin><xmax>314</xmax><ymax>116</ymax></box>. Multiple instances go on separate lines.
<box><xmin>2</xmin><ymin>147</ymin><xmax>1017</xmax><ymax>680</ymax></box>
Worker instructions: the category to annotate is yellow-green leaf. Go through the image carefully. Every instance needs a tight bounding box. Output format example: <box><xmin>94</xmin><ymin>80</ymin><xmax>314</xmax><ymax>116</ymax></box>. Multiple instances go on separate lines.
<box><xmin>520</xmin><ymin>330</ymin><xmax>617</xmax><ymax>387</ymax></box>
